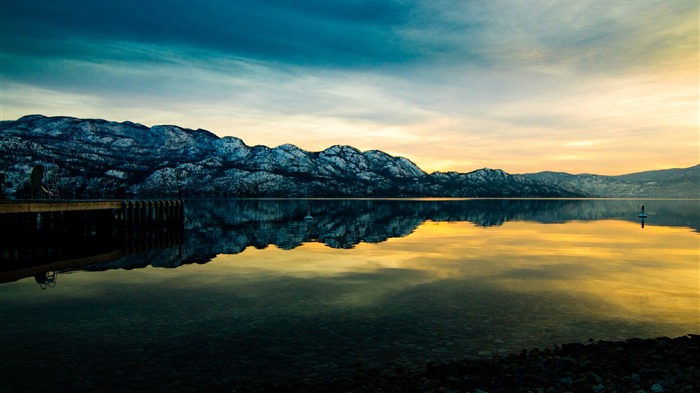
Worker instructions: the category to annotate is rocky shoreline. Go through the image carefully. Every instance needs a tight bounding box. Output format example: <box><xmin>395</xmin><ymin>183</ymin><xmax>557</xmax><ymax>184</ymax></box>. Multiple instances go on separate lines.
<box><xmin>232</xmin><ymin>335</ymin><xmax>699</xmax><ymax>393</ymax></box>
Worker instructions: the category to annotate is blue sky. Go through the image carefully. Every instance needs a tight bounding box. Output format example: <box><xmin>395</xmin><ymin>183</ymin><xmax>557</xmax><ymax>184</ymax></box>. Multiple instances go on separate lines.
<box><xmin>1</xmin><ymin>0</ymin><xmax>698</xmax><ymax>174</ymax></box>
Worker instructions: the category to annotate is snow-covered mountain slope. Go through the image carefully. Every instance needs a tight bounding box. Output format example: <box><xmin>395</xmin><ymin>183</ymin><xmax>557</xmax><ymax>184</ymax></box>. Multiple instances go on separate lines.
<box><xmin>1</xmin><ymin>115</ymin><xmax>694</xmax><ymax>198</ymax></box>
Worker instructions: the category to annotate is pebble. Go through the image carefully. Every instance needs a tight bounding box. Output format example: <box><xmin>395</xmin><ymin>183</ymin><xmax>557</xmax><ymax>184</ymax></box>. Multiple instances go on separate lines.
<box><xmin>650</xmin><ymin>384</ymin><xmax>665</xmax><ymax>393</ymax></box>
<box><xmin>559</xmin><ymin>377</ymin><xmax>573</xmax><ymax>388</ymax></box>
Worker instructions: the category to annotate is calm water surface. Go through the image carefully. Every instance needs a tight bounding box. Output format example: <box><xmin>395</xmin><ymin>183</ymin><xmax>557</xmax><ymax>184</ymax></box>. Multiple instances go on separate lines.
<box><xmin>1</xmin><ymin>199</ymin><xmax>698</xmax><ymax>392</ymax></box>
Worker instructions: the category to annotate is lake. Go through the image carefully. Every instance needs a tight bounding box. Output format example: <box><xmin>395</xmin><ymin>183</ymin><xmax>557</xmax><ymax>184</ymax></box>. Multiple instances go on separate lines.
<box><xmin>1</xmin><ymin>199</ymin><xmax>698</xmax><ymax>392</ymax></box>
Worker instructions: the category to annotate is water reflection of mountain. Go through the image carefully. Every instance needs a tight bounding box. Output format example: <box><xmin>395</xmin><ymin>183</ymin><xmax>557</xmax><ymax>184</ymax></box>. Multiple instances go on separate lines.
<box><xmin>187</xmin><ymin>198</ymin><xmax>699</xmax><ymax>233</ymax></box>
<box><xmin>71</xmin><ymin>199</ymin><xmax>699</xmax><ymax>273</ymax></box>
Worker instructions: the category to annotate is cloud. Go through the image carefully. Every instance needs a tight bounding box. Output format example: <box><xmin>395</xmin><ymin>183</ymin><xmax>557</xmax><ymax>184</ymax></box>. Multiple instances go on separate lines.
<box><xmin>7</xmin><ymin>0</ymin><xmax>693</xmax><ymax>73</ymax></box>
<box><xmin>1</xmin><ymin>0</ymin><xmax>697</xmax><ymax>175</ymax></box>
<box><xmin>1</xmin><ymin>0</ymin><xmax>417</xmax><ymax>68</ymax></box>
<box><xmin>438</xmin><ymin>1</ymin><xmax>699</xmax><ymax>75</ymax></box>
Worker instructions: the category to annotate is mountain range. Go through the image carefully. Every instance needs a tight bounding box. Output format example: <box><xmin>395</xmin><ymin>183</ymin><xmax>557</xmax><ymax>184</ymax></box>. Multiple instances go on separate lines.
<box><xmin>1</xmin><ymin>115</ymin><xmax>697</xmax><ymax>198</ymax></box>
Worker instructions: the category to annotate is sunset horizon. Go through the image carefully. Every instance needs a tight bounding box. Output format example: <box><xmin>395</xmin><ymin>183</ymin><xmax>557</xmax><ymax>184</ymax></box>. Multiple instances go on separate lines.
<box><xmin>2</xmin><ymin>112</ymin><xmax>698</xmax><ymax>177</ymax></box>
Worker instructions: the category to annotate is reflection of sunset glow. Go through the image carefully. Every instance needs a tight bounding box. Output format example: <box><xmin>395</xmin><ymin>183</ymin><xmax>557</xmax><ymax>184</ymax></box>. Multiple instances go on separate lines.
<box><xmin>208</xmin><ymin>219</ymin><xmax>699</xmax><ymax>329</ymax></box>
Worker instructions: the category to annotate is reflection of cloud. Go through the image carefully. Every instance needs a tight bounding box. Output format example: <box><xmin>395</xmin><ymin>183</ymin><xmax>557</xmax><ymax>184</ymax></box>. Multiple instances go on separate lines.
<box><xmin>1</xmin><ymin>1</ymin><xmax>697</xmax><ymax>175</ymax></box>
<box><xmin>14</xmin><ymin>215</ymin><xmax>694</xmax><ymax>363</ymax></box>
<box><xmin>173</xmin><ymin>219</ymin><xmax>700</xmax><ymax>331</ymax></box>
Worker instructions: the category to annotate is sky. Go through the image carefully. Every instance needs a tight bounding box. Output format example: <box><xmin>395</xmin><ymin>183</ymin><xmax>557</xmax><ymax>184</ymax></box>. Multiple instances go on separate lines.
<box><xmin>1</xmin><ymin>0</ymin><xmax>698</xmax><ymax>175</ymax></box>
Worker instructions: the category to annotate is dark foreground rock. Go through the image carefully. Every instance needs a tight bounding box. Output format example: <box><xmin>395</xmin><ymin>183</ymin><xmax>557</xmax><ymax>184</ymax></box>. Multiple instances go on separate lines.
<box><xmin>234</xmin><ymin>335</ymin><xmax>699</xmax><ymax>393</ymax></box>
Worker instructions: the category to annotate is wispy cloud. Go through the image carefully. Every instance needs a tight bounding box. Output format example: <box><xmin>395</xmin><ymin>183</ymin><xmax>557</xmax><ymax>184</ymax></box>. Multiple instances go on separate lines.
<box><xmin>1</xmin><ymin>0</ymin><xmax>697</xmax><ymax>174</ymax></box>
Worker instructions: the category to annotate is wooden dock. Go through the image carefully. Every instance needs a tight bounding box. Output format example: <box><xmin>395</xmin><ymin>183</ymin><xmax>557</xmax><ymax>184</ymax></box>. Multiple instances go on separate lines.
<box><xmin>0</xmin><ymin>200</ymin><xmax>121</xmax><ymax>213</ymax></box>
<box><xmin>0</xmin><ymin>199</ymin><xmax>184</xmax><ymax>227</ymax></box>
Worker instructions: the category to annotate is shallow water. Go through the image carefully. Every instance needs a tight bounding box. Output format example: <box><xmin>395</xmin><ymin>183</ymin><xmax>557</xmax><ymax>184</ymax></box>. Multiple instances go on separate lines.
<box><xmin>1</xmin><ymin>199</ymin><xmax>698</xmax><ymax>391</ymax></box>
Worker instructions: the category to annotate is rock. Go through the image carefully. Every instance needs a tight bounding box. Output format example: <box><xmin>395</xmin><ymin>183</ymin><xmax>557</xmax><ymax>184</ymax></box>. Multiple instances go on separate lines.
<box><xmin>559</xmin><ymin>377</ymin><xmax>573</xmax><ymax>388</ymax></box>
<box><xmin>650</xmin><ymin>384</ymin><xmax>665</xmax><ymax>393</ymax></box>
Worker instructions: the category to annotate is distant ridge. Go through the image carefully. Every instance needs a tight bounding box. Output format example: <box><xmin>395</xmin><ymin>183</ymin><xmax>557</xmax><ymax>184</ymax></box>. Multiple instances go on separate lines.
<box><xmin>0</xmin><ymin>115</ymin><xmax>697</xmax><ymax>198</ymax></box>
<box><xmin>523</xmin><ymin>165</ymin><xmax>699</xmax><ymax>198</ymax></box>
<box><xmin>613</xmin><ymin>165</ymin><xmax>700</xmax><ymax>183</ymax></box>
